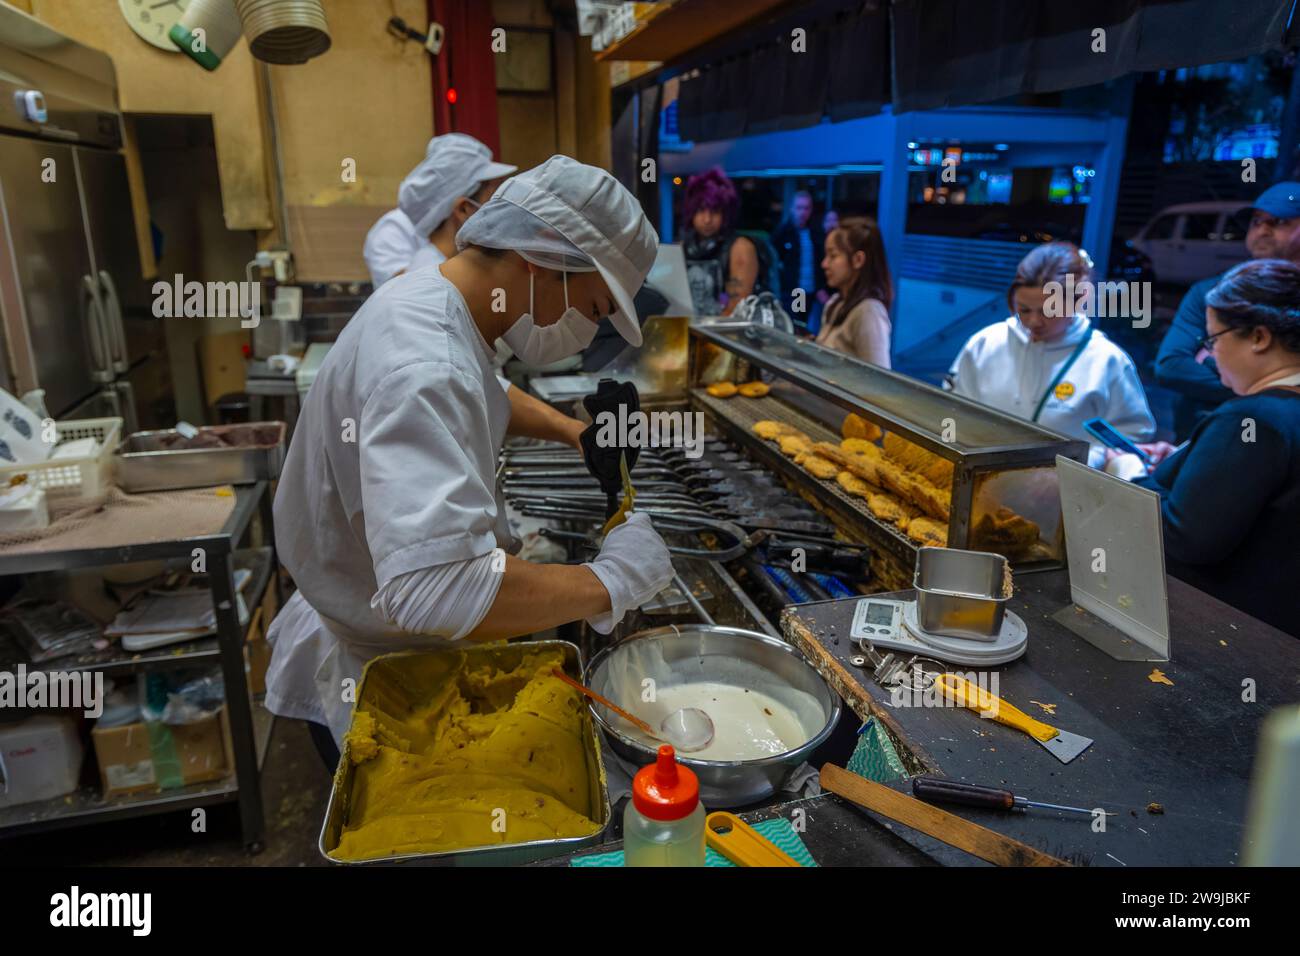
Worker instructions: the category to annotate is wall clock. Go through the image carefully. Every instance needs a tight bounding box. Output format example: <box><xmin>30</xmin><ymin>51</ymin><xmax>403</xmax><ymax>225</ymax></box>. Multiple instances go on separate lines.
<box><xmin>118</xmin><ymin>0</ymin><xmax>190</xmax><ymax>52</ymax></box>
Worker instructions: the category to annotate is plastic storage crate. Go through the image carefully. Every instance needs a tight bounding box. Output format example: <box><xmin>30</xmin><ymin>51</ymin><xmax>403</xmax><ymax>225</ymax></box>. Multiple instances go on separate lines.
<box><xmin>0</xmin><ymin>417</ymin><xmax>122</xmax><ymax>502</ymax></box>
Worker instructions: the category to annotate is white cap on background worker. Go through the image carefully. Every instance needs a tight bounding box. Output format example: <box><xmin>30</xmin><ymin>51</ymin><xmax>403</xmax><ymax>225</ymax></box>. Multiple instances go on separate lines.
<box><xmin>399</xmin><ymin>133</ymin><xmax>516</xmax><ymax>236</ymax></box>
<box><xmin>362</xmin><ymin>133</ymin><xmax>516</xmax><ymax>287</ymax></box>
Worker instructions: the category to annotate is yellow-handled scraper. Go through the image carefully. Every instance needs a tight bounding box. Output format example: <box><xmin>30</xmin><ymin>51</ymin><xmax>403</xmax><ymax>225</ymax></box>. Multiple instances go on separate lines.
<box><xmin>933</xmin><ymin>673</ymin><xmax>1093</xmax><ymax>764</ymax></box>
<box><xmin>705</xmin><ymin>812</ymin><xmax>801</xmax><ymax>867</ymax></box>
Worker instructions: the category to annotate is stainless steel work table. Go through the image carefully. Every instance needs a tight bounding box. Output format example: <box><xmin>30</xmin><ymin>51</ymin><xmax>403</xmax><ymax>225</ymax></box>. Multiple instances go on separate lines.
<box><xmin>0</xmin><ymin>482</ymin><xmax>278</xmax><ymax>853</ymax></box>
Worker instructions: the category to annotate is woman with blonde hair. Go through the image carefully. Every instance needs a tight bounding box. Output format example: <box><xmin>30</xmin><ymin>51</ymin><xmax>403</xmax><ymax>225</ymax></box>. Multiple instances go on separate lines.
<box><xmin>815</xmin><ymin>216</ymin><xmax>894</xmax><ymax>367</ymax></box>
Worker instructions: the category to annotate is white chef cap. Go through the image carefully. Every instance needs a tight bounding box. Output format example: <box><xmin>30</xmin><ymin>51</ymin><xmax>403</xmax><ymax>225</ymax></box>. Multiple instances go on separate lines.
<box><xmin>455</xmin><ymin>155</ymin><xmax>658</xmax><ymax>346</ymax></box>
<box><xmin>398</xmin><ymin>133</ymin><xmax>516</xmax><ymax>237</ymax></box>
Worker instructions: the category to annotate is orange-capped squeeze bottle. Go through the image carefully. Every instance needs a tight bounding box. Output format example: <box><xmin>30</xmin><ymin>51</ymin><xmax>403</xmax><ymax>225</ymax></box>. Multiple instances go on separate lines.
<box><xmin>623</xmin><ymin>745</ymin><xmax>706</xmax><ymax>867</ymax></box>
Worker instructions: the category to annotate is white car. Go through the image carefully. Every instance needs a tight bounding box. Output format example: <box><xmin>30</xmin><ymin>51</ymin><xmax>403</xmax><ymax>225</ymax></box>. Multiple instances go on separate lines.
<box><xmin>1130</xmin><ymin>201</ymin><xmax>1253</xmax><ymax>285</ymax></box>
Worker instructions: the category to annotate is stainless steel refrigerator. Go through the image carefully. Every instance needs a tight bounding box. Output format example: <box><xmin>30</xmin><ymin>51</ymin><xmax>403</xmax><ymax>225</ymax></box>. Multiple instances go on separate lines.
<box><xmin>0</xmin><ymin>4</ymin><xmax>160</xmax><ymax>432</ymax></box>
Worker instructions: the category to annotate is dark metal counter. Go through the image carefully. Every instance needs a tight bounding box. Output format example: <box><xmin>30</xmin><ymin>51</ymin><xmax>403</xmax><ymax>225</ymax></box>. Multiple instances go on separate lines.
<box><xmin>780</xmin><ymin>569</ymin><xmax>1300</xmax><ymax>866</ymax></box>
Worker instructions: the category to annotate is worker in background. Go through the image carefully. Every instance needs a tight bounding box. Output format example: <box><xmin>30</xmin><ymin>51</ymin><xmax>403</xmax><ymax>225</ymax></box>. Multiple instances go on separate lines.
<box><xmin>1155</xmin><ymin>182</ymin><xmax>1300</xmax><ymax>439</ymax></box>
<box><xmin>772</xmin><ymin>190</ymin><xmax>826</xmax><ymax>331</ymax></box>
<box><xmin>1108</xmin><ymin>260</ymin><xmax>1300</xmax><ymax>638</ymax></box>
<box><xmin>681</xmin><ymin>167</ymin><xmax>764</xmax><ymax>316</ymax></box>
<box><xmin>946</xmin><ymin>242</ymin><xmax>1156</xmax><ymax>467</ymax></box>
<box><xmin>267</xmin><ymin>157</ymin><xmax>675</xmax><ymax>761</ymax></box>
<box><xmin>362</xmin><ymin>133</ymin><xmax>516</xmax><ymax>287</ymax></box>
<box><xmin>815</xmin><ymin>216</ymin><xmax>893</xmax><ymax>368</ymax></box>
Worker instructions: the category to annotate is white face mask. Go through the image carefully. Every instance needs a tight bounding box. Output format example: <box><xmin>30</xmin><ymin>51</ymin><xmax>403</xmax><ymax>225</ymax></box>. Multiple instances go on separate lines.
<box><xmin>500</xmin><ymin>271</ymin><xmax>598</xmax><ymax>366</ymax></box>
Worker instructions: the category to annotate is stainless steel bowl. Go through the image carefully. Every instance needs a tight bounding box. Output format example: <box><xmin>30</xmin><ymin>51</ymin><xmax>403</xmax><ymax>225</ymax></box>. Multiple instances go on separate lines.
<box><xmin>584</xmin><ymin>625</ymin><xmax>841</xmax><ymax>807</ymax></box>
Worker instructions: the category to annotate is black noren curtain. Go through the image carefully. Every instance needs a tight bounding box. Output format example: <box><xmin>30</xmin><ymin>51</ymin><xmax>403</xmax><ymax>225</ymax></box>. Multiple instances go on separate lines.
<box><xmin>676</xmin><ymin>18</ymin><xmax>836</xmax><ymax>141</ymax></box>
<box><xmin>891</xmin><ymin>0</ymin><xmax>1296</xmax><ymax>113</ymax></box>
<box><xmin>674</xmin><ymin>0</ymin><xmax>1295</xmax><ymax>138</ymax></box>
<box><xmin>746</xmin><ymin>43</ymin><xmax>789</xmax><ymax>136</ymax></box>
<box><xmin>677</xmin><ymin>58</ymin><xmax>748</xmax><ymax>142</ymax></box>
<box><xmin>827</xmin><ymin>5</ymin><xmax>890</xmax><ymax>122</ymax></box>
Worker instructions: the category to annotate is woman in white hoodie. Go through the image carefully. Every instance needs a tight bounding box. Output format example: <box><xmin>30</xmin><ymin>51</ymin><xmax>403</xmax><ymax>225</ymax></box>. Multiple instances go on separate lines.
<box><xmin>947</xmin><ymin>242</ymin><xmax>1155</xmax><ymax>467</ymax></box>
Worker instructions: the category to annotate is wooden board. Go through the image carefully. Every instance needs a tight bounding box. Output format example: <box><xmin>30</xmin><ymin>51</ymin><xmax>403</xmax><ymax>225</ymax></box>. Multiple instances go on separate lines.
<box><xmin>821</xmin><ymin>764</ymin><xmax>1068</xmax><ymax>866</ymax></box>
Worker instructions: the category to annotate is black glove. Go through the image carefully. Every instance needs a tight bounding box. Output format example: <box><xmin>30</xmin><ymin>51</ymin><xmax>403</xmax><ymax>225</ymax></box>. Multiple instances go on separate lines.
<box><xmin>579</xmin><ymin>378</ymin><xmax>641</xmax><ymax>518</ymax></box>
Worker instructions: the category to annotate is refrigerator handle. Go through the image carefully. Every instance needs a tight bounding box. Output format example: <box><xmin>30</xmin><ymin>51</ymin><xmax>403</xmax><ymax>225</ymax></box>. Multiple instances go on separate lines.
<box><xmin>115</xmin><ymin>379</ymin><xmax>138</xmax><ymax>434</ymax></box>
<box><xmin>98</xmin><ymin>270</ymin><xmax>129</xmax><ymax>375</ymax></box>
<box><xmin>82</xmin><ymin>274</ymin><xmax>113</xmax><ymax>384</ymax></box>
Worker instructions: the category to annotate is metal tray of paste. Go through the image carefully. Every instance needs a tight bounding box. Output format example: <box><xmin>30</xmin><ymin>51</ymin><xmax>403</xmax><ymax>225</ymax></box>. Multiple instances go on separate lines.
<box><xmin>318</xmin><ymin>640</ymin><xmax>611</xmax><ymax>866</ymax></box>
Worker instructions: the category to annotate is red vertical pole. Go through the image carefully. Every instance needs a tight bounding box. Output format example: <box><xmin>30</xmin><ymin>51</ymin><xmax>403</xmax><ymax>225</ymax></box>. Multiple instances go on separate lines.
<box><xmin>429</xmin><ymin>0</ymin><xmax>501</xmax><ymax>155</ymax></box>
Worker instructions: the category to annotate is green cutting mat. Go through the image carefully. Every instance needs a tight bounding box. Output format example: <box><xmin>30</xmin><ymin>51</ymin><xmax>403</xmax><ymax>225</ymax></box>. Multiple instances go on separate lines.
<box><xmin>569</xmin><ymin>816</ymin><xmax>817</xmax><ymax>867</ymax></box>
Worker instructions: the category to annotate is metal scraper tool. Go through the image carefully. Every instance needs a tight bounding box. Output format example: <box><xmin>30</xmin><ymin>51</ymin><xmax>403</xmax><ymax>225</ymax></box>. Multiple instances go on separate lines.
<box><xmin>933</xmin><ymin>673</ymin><xmax>1093</xmax><ymax>764</ymax></box>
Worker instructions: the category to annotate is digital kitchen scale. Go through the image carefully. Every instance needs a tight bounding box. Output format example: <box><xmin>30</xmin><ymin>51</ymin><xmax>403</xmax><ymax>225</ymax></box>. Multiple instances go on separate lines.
<box><xmin>850</xmin><ymin>598</ymin><xmax>1028</xmax><ymax>666</ymax></box>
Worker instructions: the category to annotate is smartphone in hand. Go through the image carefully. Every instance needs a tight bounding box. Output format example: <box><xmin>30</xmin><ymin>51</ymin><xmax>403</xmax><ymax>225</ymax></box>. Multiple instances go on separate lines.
<box><xmin>1083</xmin><ymin>417</ymin><xmax>1152</xmax><ymax>466</ymax></box>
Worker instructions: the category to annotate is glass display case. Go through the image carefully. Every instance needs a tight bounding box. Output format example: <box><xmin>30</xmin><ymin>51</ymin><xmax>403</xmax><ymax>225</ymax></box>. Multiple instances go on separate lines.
<box><xmin>687</xmin><ymin>323</ymin><xmax>1089</xmax><ymax>578</ymax></box>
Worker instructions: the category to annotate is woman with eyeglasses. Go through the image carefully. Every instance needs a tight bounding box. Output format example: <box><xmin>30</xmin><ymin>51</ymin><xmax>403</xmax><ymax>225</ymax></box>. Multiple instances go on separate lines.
<box><xmin>1107</xmin><ymin>259</ymin><xmax>1300</xmax><ymax>637</ymax></box>
<box><xmin>946</xmin><ymin>241</ymin><xmax>1155</xmax><ymax>466</ymax></box>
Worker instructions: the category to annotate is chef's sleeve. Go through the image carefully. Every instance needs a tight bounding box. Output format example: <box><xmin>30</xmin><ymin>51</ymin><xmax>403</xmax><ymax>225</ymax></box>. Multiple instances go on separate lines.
<box><xmin>359</xmin><ymin>360</ymin><xmax>503</xmax><ymax>589</ymax></box>
<box><xmin>370</xmin><ymin>552</ymin><xmax>503</xmax><ymax>640</ymax></box>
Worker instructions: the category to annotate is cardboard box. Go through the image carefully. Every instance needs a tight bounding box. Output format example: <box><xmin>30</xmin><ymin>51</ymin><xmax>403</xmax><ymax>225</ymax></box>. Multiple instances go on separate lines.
<box><xmin>92</xmin><ymin>707</ymin><xmax>233</xmax><ymax>798</ymax></box>
<box><xmin>245</xmin><ymin>604</ymin><xmax>271</xmax><ymax>695</ymax></box>
<box><xmin>244</xmin><ymin>575</ymin><xmax>279</xmax><ymax>695</ymax></box>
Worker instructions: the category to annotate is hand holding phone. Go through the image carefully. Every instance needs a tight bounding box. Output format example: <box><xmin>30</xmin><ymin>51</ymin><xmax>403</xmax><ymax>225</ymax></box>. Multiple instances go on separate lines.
<box><xmin>1083</xmin><ymin>417</ymin><xmax>1151</xmax><ymax>466</ymax></box>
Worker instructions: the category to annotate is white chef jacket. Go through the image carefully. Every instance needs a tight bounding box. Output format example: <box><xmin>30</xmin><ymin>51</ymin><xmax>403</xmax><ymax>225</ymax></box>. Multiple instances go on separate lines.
<box><xmin>947</xmin><ymin>314</ymin><xmax>1155</xmax><ymax>467</ymax></box>
<box><xmin>265</xmin><ymin>265</ymin><xmax>515</xmax><ymax>740</ymax></box>
<box><xmin>362</xmin><ymin>208</ymin><xmax>440</xmax><ymax>287</ymax></box>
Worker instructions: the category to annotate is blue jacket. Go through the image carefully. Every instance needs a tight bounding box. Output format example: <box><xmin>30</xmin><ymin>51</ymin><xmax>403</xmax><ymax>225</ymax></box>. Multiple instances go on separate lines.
<box><xmin>1154</xmin><ymin>275</ymin><xmax>1235</xmax><ymax>439</ymax></box>
<box><xmin>1136</xmin><ymin>387</ymin><xmax>1300</xmax><ymax>637</ymax></box>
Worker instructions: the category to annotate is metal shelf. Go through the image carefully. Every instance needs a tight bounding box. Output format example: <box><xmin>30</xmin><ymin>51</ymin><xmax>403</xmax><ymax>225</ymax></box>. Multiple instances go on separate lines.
<box><xmin>0</xmin><ymin>698</ymin><xmax>275</xmax><ymax>838</ymax></box>
<box><xmin>0</xmin><ymin>481</ymin><xmax>276</xmax><ymax>849</ymax></box>
<box><xmin>0</xmin><ymin>547</ymin><xmax>274</xmax><ymax>675</ymax></box>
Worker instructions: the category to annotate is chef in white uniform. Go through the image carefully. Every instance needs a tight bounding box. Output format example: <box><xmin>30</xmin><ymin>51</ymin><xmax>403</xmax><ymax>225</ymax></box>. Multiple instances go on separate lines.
<box><xmin>362</xmin><ymin>133</ymin><xmax>516</xmax><ymax>287</ymax></box>
<box><xmin>946</xmin><ymin>242</ymin><xmax>1155</xmax><ymax>466</ymax></box>
<box><xmin>268</xmin><ymin>156</ymin><xmax>675</xmax><ymax>744</ymax></box>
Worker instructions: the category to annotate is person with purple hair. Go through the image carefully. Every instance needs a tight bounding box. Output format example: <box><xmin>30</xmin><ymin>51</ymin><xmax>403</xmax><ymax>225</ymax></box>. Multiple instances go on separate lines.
<box><xmin>681</xmin><ymin>167</ymin><xmax>762</xmax><ymax>315</ymax></box>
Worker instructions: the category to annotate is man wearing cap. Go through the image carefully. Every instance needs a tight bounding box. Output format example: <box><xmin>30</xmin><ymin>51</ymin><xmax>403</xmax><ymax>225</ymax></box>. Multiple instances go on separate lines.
<box><xmin>267</xmin><ymin>156</ymin><xmax>675</xmax><ymax>760</ymax></box>
<box><xmin>362</xmin><ymin>133</ymin><xmax>517</xmax><ymax>287</ymax></box>
<box><xmin>1155</xmin><ymin>181</ymin><xmax>1300</xmax><ymax>438</ymax></box>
